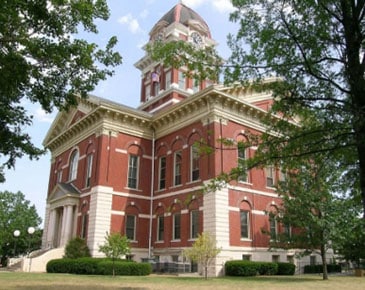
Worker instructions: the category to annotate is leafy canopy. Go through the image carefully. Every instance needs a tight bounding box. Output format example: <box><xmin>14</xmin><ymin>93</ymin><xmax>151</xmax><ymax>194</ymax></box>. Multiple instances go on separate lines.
<box><xmin>0</xmin><ymin>190</ymin><xmax>42</xmax><ymax>259</ymax></box>
<box><xmin>0</xmin><ymin>0</ymin><xmax>122</xmax><ymax>181</ymax></box>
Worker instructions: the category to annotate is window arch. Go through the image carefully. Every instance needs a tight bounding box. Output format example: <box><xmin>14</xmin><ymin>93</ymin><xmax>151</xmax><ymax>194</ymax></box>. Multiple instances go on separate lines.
<box><xmin>69</xmin><ymin>149</ymin><xmax>79</xmax><ymax>181</ymax></box>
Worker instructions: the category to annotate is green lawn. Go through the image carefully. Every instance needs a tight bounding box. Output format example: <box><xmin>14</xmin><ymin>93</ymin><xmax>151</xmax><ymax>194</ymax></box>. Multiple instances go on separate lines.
<box><xmin>0</xmin><ymin>272</ymin><xmax>364</xmax><ymax>290</ymax></box>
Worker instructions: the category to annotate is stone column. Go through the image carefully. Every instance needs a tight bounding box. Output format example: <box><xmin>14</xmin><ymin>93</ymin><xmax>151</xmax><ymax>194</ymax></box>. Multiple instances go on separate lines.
<box><xmin>46</xmin><ymin>209</ymin><xmax>56</xmax><ymax>249</ymax></box>
<box><xmin>60</xmin><ymin>205</ymin><xmax>74</xmax><ymax>246</ymax></box>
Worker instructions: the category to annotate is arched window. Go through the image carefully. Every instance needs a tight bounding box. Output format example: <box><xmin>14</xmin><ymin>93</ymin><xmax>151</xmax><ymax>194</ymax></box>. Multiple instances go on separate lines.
<box><xmin>69</xmin><ymin>150</ymin><xmax>79</xmax><ymax>181</ymax></box>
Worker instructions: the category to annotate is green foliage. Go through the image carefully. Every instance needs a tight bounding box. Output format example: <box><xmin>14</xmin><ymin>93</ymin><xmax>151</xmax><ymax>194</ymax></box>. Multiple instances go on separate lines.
<box><xmin>183</xmin><ymin>232</ymin><xmax>221</xmax><ymax>279</ymax></box>
<box><xmin>257</xmin><ymin>262</ymin><xmax>278</xmax><ymax>275</ymax></box>
<box><xmin>98</xmin><ymin>232</ymin><xmax>130</xmax><ymax>260</ymax></box>
<box><xmin>276</xmin><ymin>262</ymin><xmax>296</xmax><ymax>275</ymax></box>
<box><xmin>97</xmin><ymin>261</ymin><xmax>151</xmax><ymax>276</ymax></box>
<box><xmin>225</xmin><ymin>261</ymin><xmax>294</xmax><ymax>276</ymax></box>
<box><xmin>0</xmin><ymin>0</ymin><xmax>122</xmax><ymax>181</ymax></box>
<box><xmin>0</xmin><ymin>191</ymin><xmax>42</xmax><ymax>259</ymax></box>
<box><xmin>64</xmin><ymin>237</ymin><xmax>91</xmax><ymax>259</ymax></box>
<box><xmin>304</xmin><ymin>264</ymin><xmax>341</xmax><ymax>274</ymax></box>
<box><xmin>46</xmin><ymin>258</ymin><xmax>151</xmax><ymax>276</ymax></box>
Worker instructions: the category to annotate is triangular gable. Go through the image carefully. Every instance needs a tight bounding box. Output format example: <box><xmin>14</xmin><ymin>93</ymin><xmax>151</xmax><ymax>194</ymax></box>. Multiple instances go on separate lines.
<box><xmin>48</xmin><ymin>182</ymin><xmax>80</xmax><ymax>203</ymax></box>
<box><xmin>42</xmin><ymin>96</ymin><xmax>100</xmax><ymax>147</ymax></box>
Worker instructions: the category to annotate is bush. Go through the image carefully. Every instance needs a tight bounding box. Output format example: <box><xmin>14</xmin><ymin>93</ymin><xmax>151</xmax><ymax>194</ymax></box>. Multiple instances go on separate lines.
<box><xmin>46</xmin><ymin>258</ymin><xmax>151</xmax><ymax>276</ymax></box>
<box><xmin>276</xmin><ymin>262</ymin><xmax>296</xmax><ymax>275</ymax></box>
<box><xmin>97</xmin><ymin>261</ymin><xmax>151</xmax><ymax>276</ymax></box>
<box><xmin>64</xmin><ymin>237</ymin><xmax>91</xmax><ymax>259</ymax></box>
<box><xmin>304</xmin><ymin>264</ymin><xmax>341</xmax><ymax>274</ymax></box>
<box><xmin>257</xmin><ymin>262</ymin><xmax>278</xmax><ymax>275</ymax></box>
<box><xmin>225</xmin><ymin>261</ymin><xmax>259</xmax><ymax>276</ymax></box>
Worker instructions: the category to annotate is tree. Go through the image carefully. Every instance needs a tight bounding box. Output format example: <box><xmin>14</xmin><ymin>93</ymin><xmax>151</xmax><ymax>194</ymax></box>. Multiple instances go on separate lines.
<box><xmin>150</xmin><ymin>1</ymin><xmax>365</xmax><ymax>219</ymax></box>
<box><xmin>225</xmin><ymin>0</ymin><xmax>365</xmax><ymax>218</ymax></box>
<box><xmin>0</xmin><ymin>0</ymin><xmax>122</xmax><ymax>181</ymax></box>
<box><xmin>0</xmin><ymin>190</ymin><xmax>42</xmax><ymax>266</ymax></box>
<box><xmin>98</xmin><ymin>232</ymin><xmax>130</xmax><ymax>276</ymax></box>
<box><xmin>269</xmin><ymin>152</ymin><xmax>357</xmax><ymax>280</ymax></box>
<box><xmin>183</xmin><ymin>232</ymin><xmax>221</xmax><ymax>279</ymax></box>
<box><xmin>64</xmin><ymin>237</ymin><xmax>90</xmax><ymax>259</ymax></box>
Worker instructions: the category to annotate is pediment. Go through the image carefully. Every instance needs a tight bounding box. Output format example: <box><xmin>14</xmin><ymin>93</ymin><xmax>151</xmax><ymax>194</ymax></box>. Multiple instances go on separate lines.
<box><xmin>48</xmin><ymin>182</ymin><xmax>80</xmax><ymax>204</ymax></box>
<box><xmin>42</xmin><ymin>96</ymin><xmax>99</xmax><ymax>147</ymax></box>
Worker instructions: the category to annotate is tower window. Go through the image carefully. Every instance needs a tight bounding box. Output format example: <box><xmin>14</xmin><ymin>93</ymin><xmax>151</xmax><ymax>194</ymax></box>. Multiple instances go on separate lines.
<box><xmin>178</xmin><ymin>71</ymin><xmax>185</xmax><ymax>90</ymax></box>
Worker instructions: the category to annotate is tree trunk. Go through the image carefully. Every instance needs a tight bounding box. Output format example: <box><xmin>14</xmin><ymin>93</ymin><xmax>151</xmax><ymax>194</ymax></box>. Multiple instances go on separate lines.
<box><xmin>320</xmin><ymin>244</ymin><xmax>328</xmax><ymax>280</ymax></box>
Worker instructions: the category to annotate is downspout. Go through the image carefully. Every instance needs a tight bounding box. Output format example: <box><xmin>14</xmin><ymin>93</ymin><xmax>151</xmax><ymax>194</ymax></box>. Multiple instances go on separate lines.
<box><xmin>148</xmin><ymin>127</ymin><xmax>155</xmax><ymax>259</ymax></box>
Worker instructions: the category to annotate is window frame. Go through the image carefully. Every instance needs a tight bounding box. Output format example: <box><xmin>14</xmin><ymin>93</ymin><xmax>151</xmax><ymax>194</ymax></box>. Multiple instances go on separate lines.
<box><xmin>128</xmin><ymin>154</ymin><xmax>139</xmax><ymax>189</ymax></box>
<box><xmin>85</xmin><ymin>153</ymin><xmax>93</xmax><ymax>188</ymax></box>
<box><xmin>190</xmin><ymin>210</ymin><xmax>199</xmax><ymax>239</ymax></box>
<box><xmin>69</xmin><ymin>150</ymin><xmax>79</xmax><ymax>181</ymax></box>
<box><xmin>174</xmin><ymin>150</ymin><xmax>182</xmax><ymax>186</ymax></box>
<box><xmin>266</xmin><ymin>166</ymin><xmax>275</xmax><ymax>187</ymax></box>
<box><xmin>269</xmin><ymin>215</ymin><xmax>278</xmax><ymax>240</ymax></box>
<box><xmin>126</xmin><ymin>215</ymin><xmax>136</xmax><ymax>241</ymax></box>
<box><xmin>178</xmin><ymin>71</ymin><xmax>185</xmax><ymax>90</ymax></box>
<box><xmin>172</xmin><ymin>213</ymin><xmax>181</xmax><ymax>240</ymax></box>
<box><xmin>240</xmin><ymin>210</ymin><xmax>250</xmax><ymax>239</ymax></box>
<box><xmin>157</xmin><ymin>215</ymin><xmax>164</xmax><ymax>241</ymax></box>
<box><xmin>191</xmin><ymin>145</ymin><xmax>200</xmax><ymax>182</ymax></box>
<box><xmin>159</xmin><ymin>156</ymin><xmax>166</xmax><ymax>190</ymax></box>
<box><xmin>237</xmin><ymin>144</ymin><xmax>248</xmax><ymax>182</ymax></box>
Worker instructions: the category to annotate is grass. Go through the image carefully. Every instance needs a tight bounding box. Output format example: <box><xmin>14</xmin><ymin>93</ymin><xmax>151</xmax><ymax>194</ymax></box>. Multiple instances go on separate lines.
<box><xmin>0</xmin><ymin>272</ymin><xmax>364</xmax><ymax>290</ymax></box>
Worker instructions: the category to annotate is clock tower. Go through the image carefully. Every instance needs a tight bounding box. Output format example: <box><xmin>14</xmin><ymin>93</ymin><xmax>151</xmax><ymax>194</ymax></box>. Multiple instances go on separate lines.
<box><xmin>134</xmin><ymin>2</ymin><xmax>217</xmax><ymax>114</ymax></box>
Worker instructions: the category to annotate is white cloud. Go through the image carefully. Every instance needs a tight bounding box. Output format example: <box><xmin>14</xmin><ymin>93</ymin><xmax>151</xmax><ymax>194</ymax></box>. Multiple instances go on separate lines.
<box><xmin>182</xmin><ymin>0</ymin><xmax>206</xmax><ymax>8</ymax></box>
<box><xmin>118</xmin><ymin>13</ymin><xmax>142</xmax><ymax>34</ymax></box>
<box><xmin>140</xmin><ymin>9</ymin><xmax>149</xmax><ymax>19</ymax></box>
<box><xmin>212</xmin><ymin>0</ymin><xmax>234</xmax><ymax>13</ymax></box>
<box><xmin>34</xmin><ymin>107</ymin><xmax>55</xmax><ymax>123</ymax></box>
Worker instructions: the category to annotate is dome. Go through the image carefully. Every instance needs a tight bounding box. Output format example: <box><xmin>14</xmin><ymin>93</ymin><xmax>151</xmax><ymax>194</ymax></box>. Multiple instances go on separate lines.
<box><xmin>150</xmin><ymin>3</ymin><xmax>211</xmax><ymax>38</ymax></box>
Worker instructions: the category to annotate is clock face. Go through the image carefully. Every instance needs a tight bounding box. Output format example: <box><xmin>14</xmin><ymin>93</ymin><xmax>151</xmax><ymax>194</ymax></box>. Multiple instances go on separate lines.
<box><xmin>191</xmin><ymin>32</ymin><xmax>202</xmax><ymax>46</ymax></box>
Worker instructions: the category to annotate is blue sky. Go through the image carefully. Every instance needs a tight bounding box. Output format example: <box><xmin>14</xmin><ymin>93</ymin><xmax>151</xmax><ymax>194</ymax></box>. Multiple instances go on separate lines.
<box><xmin>0</xmin><ymin>0</ymin><xmax>238</xmax><ymax>226</ymax></box>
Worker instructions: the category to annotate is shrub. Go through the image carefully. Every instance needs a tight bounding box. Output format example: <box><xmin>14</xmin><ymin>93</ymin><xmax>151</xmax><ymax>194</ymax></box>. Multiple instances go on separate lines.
<box><xmin>257</xmin><ymin>262</ymin><xmax>278</xmax><ymax>275</ymax></box>
<box><xmin>46</xmin><ymin>258</ymin><xmax>151</xmax><ymax>276</ymax></box>
<box><xmin>47</xmin><ymin>258</ymin><xmax>73</xmax><ymax>273</ymax></box>
<box><xmin>276</xmin><ymin>262</ymin><xmax>296</xmax><ymax>275</ymax></box>
<box><xmin>225</xmin><ymin>261</ymin><xmax>259</xmax><ymax>276</ymax></box>
<box><xmin>304</xmin><ymin>264</ymin><xmax>341</xmax><ymax>274</ymax></box>
<box><xmin>97</xmin><ymin>261</ymin><xmax>151</xmax><ymax>276</ymax></box>
<box><xmin>64</xmin><ymin>237</ymin><xmax>91</xmax><ymax>259</ymax></box>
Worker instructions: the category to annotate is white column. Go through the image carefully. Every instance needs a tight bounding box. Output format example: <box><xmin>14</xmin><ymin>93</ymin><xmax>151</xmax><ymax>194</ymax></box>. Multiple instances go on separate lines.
<box><xmin>46</xmin><ymin>209</ymin><xmax>56</xmax><ymax>248</ymax></box>
<box><xmin>64</xmin><ymin>205</ymin><xmax>74</xmax><ymax>243</ymax></box>
<box><xmin>60</xmin><ymin>205</ymin><xmax>74</xmax><ymax>246</ymax></box>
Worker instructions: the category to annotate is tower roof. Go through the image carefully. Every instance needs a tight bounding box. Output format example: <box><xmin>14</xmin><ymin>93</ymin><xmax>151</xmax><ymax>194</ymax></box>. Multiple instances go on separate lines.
<box><xmin>150</xmin><ymin>2</ymin><xmax>211</xmax><ymax>38</ymax></box>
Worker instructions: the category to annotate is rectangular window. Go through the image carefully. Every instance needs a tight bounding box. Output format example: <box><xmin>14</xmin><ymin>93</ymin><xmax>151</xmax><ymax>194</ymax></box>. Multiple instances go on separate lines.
<box><xmin>128</xmin><ymin>155</ymin><xmax>139</xmax><ymax>189</ymax></box>
<box><xmin>191</xmin><ymin>146</ymin><xmax>200</xmax><ymax>181</ymax></box>
<box><xmin>57</xmin><ymin>170</ymin><xmax>62</xmax><ymax>183</ymax></box>
<box><xmin>145</xmin><ymin>84</ymin><xmax>151</xmax><ymax>101</ymax></box>
<box><xmin>80</xmin><ymin>214</ymin><xmax>88</xmax><ymax>239</ymax></box>
<box><xmin>190</xmin><ymin>210</ymin><xmax>199</xmax><ymax>239</ymax></box>
<box><xmin>173</xmin><ymin>213</ymin><xmax>181</xmax><ymax>240</ymax></box>
<box><xmin>240</xmin><ymin>210</ymin><xmax>250</xmax><ymax>239</ymax></box>
<box><xmin>165</xmin><ymin>70</ymin><xmax>171</xmax><ymax>89</ymax></box>
<box><xmin>192</xmin><ymin>80</ymin><xmax>200</xmax><ymax>93</ymax></box>
<box><xmin>270</xmin><ymin>216</ymin><xmax>277</xmax><ymax>240</ymax></box>
<box><xmin>178</xmin><ymin>71</ymin><xmax>185</xmax><ymax>89</ymax></box>
<box><xmin>153</xmin><ymin>80</ymin><xmax>160</xmax><ymax>96</ymax></box>
<box><xmin>238</xmin><ymin>145</ymin><xmax>248</xmax><ymax>182</ymax></box>
<box><xmin>159</xmin><ymin>156</ymin><xmax>166</xmax><ymax>190</ymax></box>
<box><xmin>85</xmin><ymin>154</ymin><xmax>93</xmax><ymax>188</ymax></box>
<box><xmin>284</xmin><ymin>223</ymin><xmax>292</xmax><ymax>238</ymax></box>
<box><xmin>174</xmin><ymin>151</ymin><xmax>182</xmax><ymax>186</ymax></box>
<box><xmin>157</xmin><ymin>215</ymin><xmax>164</xmax><ymax>241</ymax></box>
<box><xmin>266</xmin><ymin>166</ymin><xmax>275</xmax><ymax>187</ymax></box>
<box><xmin>242</xmin><ymin>255</ymin><xmax>251</xmax><ymax>261</ymax></box>
<box><xmin>126</xmin><ymin>215</ymin><xmax>136</xmax><ymax>240</ymax></box>
<box><xmin>272</xmin><ymin>255</ymin><xmax>280</xmax><ymax>263</ymax></box>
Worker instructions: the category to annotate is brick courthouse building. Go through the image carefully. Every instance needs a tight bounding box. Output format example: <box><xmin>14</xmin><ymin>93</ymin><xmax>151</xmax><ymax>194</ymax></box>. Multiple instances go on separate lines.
<box><xmin>41</xmin><ymin>3</ymin><xmax>303</xmax><ymax>275</ymax></box>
